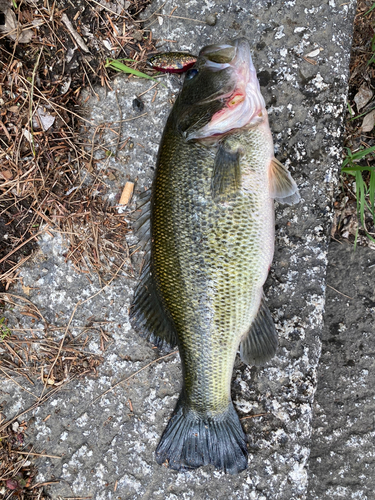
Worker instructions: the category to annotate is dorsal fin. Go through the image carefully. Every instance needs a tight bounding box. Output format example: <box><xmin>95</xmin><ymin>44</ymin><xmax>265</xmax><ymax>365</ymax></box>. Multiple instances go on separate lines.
<box><xmin>133</xmin><ymin>188</ymin><xmax>152</xmax><ymax>253</ymax></box>
<box><xmin>269</xmin><ymin>158</ymin><xmax>300</xmax><ymax>205</ymax></box>
<box><xmin>130</xmin><ymin>263</ymin><xmax>178</xmax><ymax>348</ymax></box>
<box><xmin>240</xmin><ymin>295</ymin><xmax>278</xmax><ymax>366</ymax></box>
<box><xmin>130</xmin><ymin>188</ymin><xmax>178</xmax><ymax>348</ymax></box>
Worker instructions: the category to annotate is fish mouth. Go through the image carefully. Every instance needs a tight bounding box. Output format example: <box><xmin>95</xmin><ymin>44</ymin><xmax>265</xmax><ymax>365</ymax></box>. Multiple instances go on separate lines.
<box><xmin>188</xmin><ymin>39</ymin><xmax>266</xmax><ymax>140</ymax></box>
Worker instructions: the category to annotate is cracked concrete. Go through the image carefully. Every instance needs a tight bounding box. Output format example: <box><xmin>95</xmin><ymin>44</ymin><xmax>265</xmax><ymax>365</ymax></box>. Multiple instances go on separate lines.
<box><xmin>0</xmin><ymin>0</ymin><xmax>361</xmax><ymax>498</ymax></box>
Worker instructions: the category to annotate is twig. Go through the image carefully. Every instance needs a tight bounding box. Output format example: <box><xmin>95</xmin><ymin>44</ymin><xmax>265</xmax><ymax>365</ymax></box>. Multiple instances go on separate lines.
<box><xmin>0</xmin><ymin>253</ymin><xmax>33</xmax><ymax>283</ymax></box>
<box><xmin>90</xmin><ymin>351</ymin><xmax>178</xmax><ymax>405</ymax></box>
<box><xmin>326</xmin><ymin>284</ymin><xmax>354</xmax><ymax>300</ymax></box>
<box><xmin>0</xmin><ymin>367</ymin><xmax>38</xmax><ymax>399</ymax></box>
<box><xmin>0</xmin><ymin>292</ymin><xmax>48</xmax><ymax>324</ymax></box>
<box><xmin>29</xmin><ymin>480</ymin><xmax>61</xmax><ymax>489</ymax></box>
<box><xmin>0</xmin><ymin>377</ymin><xmax>75</xmax><ymax>433</ymax></box>
<box><xmin>39</xmin><ymin>301</ymin><xmax>81</xmax><ymax>400</ymax></box>
<box><xmin>61</xmin><ymin>14</ymin><xmax>90</xmax><ymax>53</ymax></box>
<box><xmin>0</xmin><ymin>228</ymin><xmax>46</xmax><ymax>266</ymax></box>
<box><xmin>240</xmin><ymin>413</ymin><xmax>268</xmax><ymax>420</ymax></box>
<box><xmin>135</xmin><ymin>1</ymin><xmax>167</xmax><ymax>23</ymax></box>
<box><xmin>81</xmin><ymin>256</ymin><xmax>128</xmax><ymax>305</ymax></box>
<box><xmin>29</xmin><ymin>48</ymin><xmax>43</xmax><ymax>156</ymax></box>
<box><xmin>16</xmin><ymin>451</ymin><xmax>62</xmax><ymax>459</ymax></box>
<box><xmin>158</xmin><ymin>13</ymin><xmax>206</xmax><ymax>23</ymax></box>
<box><xmin>86</xmin><ymin>0</ymin><xmax>128</xmax><ymax>19</ymax></box>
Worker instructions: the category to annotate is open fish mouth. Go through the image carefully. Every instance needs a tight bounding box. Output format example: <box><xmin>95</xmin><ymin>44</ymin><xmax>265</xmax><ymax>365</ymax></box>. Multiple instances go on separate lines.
<box><xmin>186</xmin><ymin>38</ymin><xmax>267</xmax><ymax>140</ymax></box>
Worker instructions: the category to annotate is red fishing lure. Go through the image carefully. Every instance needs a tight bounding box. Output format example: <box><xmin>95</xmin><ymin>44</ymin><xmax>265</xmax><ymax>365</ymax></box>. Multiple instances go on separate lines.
<box><xmin>147</xmin><ymin>52</ymin><xmax>197</xmax><ymax>74</ymax></box>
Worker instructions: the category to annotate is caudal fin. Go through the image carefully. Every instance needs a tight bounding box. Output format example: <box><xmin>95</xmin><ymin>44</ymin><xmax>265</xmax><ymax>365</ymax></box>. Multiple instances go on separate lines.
<box><xmin>155</xmin><ymin>395</ymin><xmax>248</xmax><ymax>474</ymax></box>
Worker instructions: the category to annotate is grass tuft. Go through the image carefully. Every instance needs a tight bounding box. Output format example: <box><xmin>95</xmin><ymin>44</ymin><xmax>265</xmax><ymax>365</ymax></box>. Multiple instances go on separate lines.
<box><xmin>341</xmin><ymin>146</ymin><xmax>375</xmax><ymax>243</ymax></box>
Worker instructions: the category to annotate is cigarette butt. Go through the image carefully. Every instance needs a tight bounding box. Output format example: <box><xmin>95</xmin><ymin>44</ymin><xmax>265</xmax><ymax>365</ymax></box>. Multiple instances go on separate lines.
<box><xmin>119</xmin><ymin>182</ymin><xmax>134</xmax><ymax>205</ymax></box>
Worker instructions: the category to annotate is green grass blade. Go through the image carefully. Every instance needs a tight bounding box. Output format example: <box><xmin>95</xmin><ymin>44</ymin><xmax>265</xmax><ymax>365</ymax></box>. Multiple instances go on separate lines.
<box><xmin>342</xmin><ymin>146</ymin><xmax>375</xmax><ymax>169</ymax></box>
<box><xmin>105</xmin><ymin>59</ymin><xmax>166</xmax><ymax>88</ymax></box>
<box><xmin>366</xmin><ymin>233</ymin><xmax>375</xmax><ymax>244</ymax></box>
<box><xmin>349</xmin><ymin>107</ymin><xmax>375</xmax><ymax>121</ymax></box>
<box><xmin>342</xmin><ymin>147</ymin><xmax>353</xmax><ymax>168</ymax></box>
<box><xmin>105</xmin><ymin>59</ymin><xmax>156</xmax><ymax>81</ymax></box>
<box><xmin>364</xmin><ymin>3</ymin><xmax>375</xmax><ymax>16</ymax></box>
<box><xmin>369</xmin><ymin>168</ymin><xmax>375</xmax><ymax>219</ymax></box>
<box><xmin>355</xmin><ymin>170</ymin><xmax>366</xmax><ymax>228</ymax></box>
<box><xmin>350</xmin><ymin>145</ymin><xmax>375</xmax><ymax>161</ymax></box>
<box><xmin>342</xmin><ymin>165</ymin><xmax>375</xmax><ymax>173</ymax></box>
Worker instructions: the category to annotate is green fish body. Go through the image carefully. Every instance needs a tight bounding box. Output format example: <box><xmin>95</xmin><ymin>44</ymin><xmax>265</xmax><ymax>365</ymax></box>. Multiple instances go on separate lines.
<box><xmin>131</xmin><ymin>38</ymin><xmax>299</xmax><ymax>474</ymax></box>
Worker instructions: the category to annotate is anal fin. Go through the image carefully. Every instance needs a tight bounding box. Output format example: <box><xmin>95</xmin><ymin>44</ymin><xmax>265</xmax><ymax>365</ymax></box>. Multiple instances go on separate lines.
<box><xmin>240</xmin><ymin>296</ymin><xmax>278</xmax><ymax>366</ymax></box>
<box><xmin>130</xmin><ymin>263</ymin><xmax>178</xmax><ymax>348</ymax></box>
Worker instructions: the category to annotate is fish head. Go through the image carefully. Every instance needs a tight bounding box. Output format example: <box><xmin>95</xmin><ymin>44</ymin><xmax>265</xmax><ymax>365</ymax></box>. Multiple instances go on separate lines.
<box><xmin>175</xmin><ymin>38</ymin><xmax>266</xmax><ymax>141</ymax></box>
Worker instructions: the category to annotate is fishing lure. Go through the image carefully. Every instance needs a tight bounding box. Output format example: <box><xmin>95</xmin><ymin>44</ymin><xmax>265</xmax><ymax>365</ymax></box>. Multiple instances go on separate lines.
<box><xmin>147</xmin><ymin>51</ymin><xmax>197</xmax><ymax>74</ymax></box>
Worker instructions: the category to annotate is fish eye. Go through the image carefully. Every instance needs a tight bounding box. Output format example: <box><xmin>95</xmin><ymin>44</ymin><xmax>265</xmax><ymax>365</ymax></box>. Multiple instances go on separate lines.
<box><xmin>185</xmin><ymin>68</ymin><xmax>199</xmax><ymax>81</ymax></box>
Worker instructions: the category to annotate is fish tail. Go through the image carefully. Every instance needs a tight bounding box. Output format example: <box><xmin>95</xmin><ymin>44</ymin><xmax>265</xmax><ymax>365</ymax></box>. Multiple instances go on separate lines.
<box><xmin>155</xmin><ymin>394</ymin><xmax>248</xmax><ymax>474</ymax></box>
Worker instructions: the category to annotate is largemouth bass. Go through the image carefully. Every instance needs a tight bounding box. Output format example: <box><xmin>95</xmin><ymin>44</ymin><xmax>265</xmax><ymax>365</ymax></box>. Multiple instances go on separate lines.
<box><xmin>131</xmin><ymin>38</ymin><xmax>300</xmax><ymax>474</ymax></box>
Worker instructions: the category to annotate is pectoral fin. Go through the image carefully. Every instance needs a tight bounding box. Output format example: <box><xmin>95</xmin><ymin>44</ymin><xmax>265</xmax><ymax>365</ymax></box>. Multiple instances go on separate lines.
<box><xmin>211</xmin><ymin>144</ymin><xmax>241</xmax><ymax>201</ymax></box>
<box><xmin>240</xmin><ymin>296</ymin><xmax>278</xmax><ymax>366</ymax></box>
<box><xmin>269</xmin><ymin>158</ymin><xmax>300</xmax><ymax>205</ymax></box>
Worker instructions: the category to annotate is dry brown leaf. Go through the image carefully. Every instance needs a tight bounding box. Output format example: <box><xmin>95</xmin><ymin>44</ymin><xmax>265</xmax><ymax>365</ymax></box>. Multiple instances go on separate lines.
<box><xmin>0</xmin><ymin>7</ymin><xmax>34</xmax><ymax>43</ymax></box>
<box><xmin>360</xmin><ymin>109</ymin><xmax>375</xmax><ymax>133</ymax></box>
<box><xmin>22</xmin><ymin>284</ymin><xmax>32</xmax><ymax>295</ymax></box>
<box><xmin>0</xmin><ymin>169</ymin><xmax>13</xmax><ymax>180</ymax></box>
<box><xmin>32</xmin><ymin>107</ymin><xmax>55</xmax><ymax>131</ymax></box>
<box><xmin>354</xmin><ymin>84</ymin><xmax>373</xmax><ymax>111</ymax></box>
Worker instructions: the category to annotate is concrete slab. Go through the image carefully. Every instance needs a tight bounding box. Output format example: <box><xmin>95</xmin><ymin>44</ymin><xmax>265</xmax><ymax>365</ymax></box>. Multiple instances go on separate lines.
<box><xmin>308</xmin><ymin>242</ymin><xmax>375</xmax><ymax>500</ymax></box>
<box><xmin>1</xmin><ymin>0</ymin><xmax>357</xmax><ymax>499</ymax></box>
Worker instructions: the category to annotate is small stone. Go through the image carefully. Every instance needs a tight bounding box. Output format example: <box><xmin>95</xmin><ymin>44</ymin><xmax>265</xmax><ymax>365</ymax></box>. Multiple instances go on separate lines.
<box><xmin>133</xmin><ymin>30</ymin><xmax>143</xmax><ymax>42</ymax></box>
<box><xmin>205</xmin><ymin>13</ymin><xmax>217</xmax><ymax>26</ymax></box>
<box><xmin>132</xmin><ymin>98</ymin><xmax>144</xmax><ymax>112</ymax></box>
